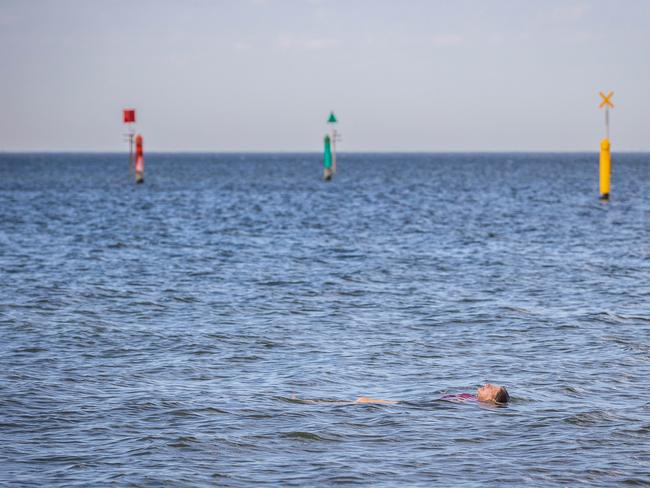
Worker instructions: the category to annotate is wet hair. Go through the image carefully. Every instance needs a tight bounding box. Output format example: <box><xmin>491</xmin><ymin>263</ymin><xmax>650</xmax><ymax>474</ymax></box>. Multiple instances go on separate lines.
<box><xmin>495</xmin><ymin>387</ymin><xmax>510</xmax><ymax>404</ymax></box>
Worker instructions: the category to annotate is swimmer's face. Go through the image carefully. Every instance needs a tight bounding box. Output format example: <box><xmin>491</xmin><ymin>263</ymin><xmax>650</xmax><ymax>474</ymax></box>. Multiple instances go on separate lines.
<box><xmin>476</xmin><ymin>384</ymin><xmax>510</xmax><ymax>404</ymax></box>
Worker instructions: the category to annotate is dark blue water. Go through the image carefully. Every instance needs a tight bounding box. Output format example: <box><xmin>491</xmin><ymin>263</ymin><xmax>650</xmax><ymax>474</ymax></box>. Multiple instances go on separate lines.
<box><xmin>1</xmin><ymin>153</ymin><xmax>650</xmax><ymax>487</ymax></box>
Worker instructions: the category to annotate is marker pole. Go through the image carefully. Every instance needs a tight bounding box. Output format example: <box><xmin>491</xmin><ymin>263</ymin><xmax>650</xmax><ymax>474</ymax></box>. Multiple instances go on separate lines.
<box><xmin>123</xmin><ymin>109</ymin><xmax>137</xmax><ymax>179</ymax></box>
<box><xmin>600</xmin><ymin>138</ymin><xmax>611</xmax><ymax>201</ymax></box>
<box><xmin>597</xmin><ymin>92</ymin><xmax>614</xmax><ymax>201</ymax></box>
<box><xmin>326</xmin><ymin>111</ymin><xmax>339</xmax><ymax>178</ymax></box>
<box><xmin>331</xmin><ymin>128</ymin><xmax>337</xmax><ymax>174</ymax></box>
<box><xmin>135</xmin><ymin>134</ymin><xmax>144</xmax><ymax>184</ymax></box>
<box><xmin>128</xmin><ymin>131</ymin><xmax>134</xmax><ymax>176</ymax></box>
<box><xmin>323</xmin><ymin>134</ymin><xmax>333</xmax><ymax>181</ymax></box>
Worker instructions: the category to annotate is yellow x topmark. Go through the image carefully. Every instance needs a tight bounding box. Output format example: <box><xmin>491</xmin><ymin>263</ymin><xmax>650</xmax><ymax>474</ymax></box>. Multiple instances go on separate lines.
<box><xmin>599</xmin><ymin>91</ymin><xmax>614</xmax><ymax>109</ymax></box>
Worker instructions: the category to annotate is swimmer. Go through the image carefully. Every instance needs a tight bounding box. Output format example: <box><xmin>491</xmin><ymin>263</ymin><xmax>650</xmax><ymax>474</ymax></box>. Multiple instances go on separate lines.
<box><xmin>354</xmin><ymin>384</ymin><xmax>509</xmax><ymax>405</ymax></box>
<box><xmin>476</xmin><ymin>383</ymin><xmax>510</xmax><ymax>403</ymax></box>
<box><xmin>297</xmin><ymin>384</ymin><xmax>510</xmax><ymax>406</ymax></box>
<box><xmin>440</xmin><ymin>383</ymin><xmax>510</xmax><ymax>404</ymax></box>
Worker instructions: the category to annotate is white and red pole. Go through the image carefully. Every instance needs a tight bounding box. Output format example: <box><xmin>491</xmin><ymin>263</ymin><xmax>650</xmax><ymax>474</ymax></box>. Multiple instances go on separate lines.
<box><xmin>134</xmin><ymin>133</ymin><xmax>144</xmax><ymax>184</ymax></box>
<box><xmin>123</xmin><ymin>108</ymin><xmax>136</xmax><ymax>176</ymax></box>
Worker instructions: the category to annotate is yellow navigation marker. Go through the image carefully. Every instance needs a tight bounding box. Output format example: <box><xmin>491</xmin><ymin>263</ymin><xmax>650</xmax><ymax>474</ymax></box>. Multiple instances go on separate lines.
<box><xmin>599</xmin><ymin>138</ymin><xmax>611</xmax><ymax>201</ymax></box>
<box><xmin>599</xmin><ymin>91</ymin><xmax>614</xmax><ymax>109</ymax></box>
<box><xmin>598</xmin><ymin>91</ymin><xmax>614</xmax><ymax>201</ymax></box>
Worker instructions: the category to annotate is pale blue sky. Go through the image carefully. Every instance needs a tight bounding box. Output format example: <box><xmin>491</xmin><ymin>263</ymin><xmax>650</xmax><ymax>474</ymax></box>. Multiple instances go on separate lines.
<box><xmin>1</xmin><ymin>0</ymin><xmax>649</xmax><ymax>151</ymax></box>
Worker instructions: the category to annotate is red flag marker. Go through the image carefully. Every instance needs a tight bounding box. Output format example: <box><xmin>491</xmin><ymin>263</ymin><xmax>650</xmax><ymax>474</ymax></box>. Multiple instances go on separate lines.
<box><xmin>123</xmin><ymin>109</ymin><xmax>136</xmax><ymax>124</ymax></box>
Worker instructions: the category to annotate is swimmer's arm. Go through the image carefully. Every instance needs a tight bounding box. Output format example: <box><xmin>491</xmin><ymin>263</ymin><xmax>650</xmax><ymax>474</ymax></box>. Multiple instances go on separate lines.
<box><xmin>292</xmin><ymin>395</ymin><xmax>398</xmax><ymax>405</ymax></box>
<box><xmin>353</xmin><ymin>396</ymin><xmax>399</xmax><ymax>405</ymax></box>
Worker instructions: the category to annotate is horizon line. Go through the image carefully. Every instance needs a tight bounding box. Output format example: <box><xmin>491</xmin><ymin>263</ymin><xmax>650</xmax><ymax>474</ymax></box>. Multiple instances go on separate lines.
<box><xmin>2</xmin><ymin>149</ymin><xmax>649</xmax><ymax>155</ymax></box>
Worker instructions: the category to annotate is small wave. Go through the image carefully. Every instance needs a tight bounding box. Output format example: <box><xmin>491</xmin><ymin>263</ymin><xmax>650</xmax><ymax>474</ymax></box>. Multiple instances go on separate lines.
<box><xmin>171</xmin><ymin>295</ymin><xmax>200</xmax><ymax>303</ymax></box>
<box><xmin>563</xmin><ymin>386</ymin><xmax>588</xmax><ymax>396</ymax></box>
<box><xmin>588</xmin><ymin>311</ymin><xmax>650</xmax><ymax>325</ymax></box>
<box><xmin>564</xmin><ymin>410</ymin><xmax>621</xmax><ymax>426</ymax></box>
<box><xmin>281</xmin><ymin>431</ymin><xmax>332</xmax><ymax>441</ymax></box>
<box><xmin>13</xmin><ymin>347</ymin><xmax>48</xmax><ymax>353</ymax></box>
<box><xmin>168</xmin><ymin>435</ymin><xmax>199</xmax><ymax>448</ymax></box>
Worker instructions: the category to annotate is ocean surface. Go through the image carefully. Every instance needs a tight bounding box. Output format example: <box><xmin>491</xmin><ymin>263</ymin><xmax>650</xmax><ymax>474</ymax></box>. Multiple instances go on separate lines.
<box><xmin>1</xmin><ymin>152</ymin><xmax>649</xmax><ymax>487</ymax></box>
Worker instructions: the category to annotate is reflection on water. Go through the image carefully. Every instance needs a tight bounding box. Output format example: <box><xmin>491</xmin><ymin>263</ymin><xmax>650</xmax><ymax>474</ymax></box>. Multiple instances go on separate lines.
<box><xmin>1</xmin><ymin>152</ymin><xmax>650</xmax><ymax>486</ymax></box>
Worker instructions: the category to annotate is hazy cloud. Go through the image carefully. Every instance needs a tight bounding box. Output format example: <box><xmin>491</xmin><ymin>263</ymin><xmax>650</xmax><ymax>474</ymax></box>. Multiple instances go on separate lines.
<box><xmin>549</xmin><ymin>3</ymin><xmax>587</xmax><ymax>22</ymax></box>
<box><xmin>430</xmin><ymin>34</ymin><xmax>464</xmax><ymax>48</ymax></box>
<box><xmin>277</xmin><ymin>35</ymin><xmax>341</xmax><ymax>50</ymax></box>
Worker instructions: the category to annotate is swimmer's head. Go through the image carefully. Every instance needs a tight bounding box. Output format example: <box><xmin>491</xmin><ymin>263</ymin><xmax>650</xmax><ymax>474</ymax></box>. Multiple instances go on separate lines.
<box><xmin>476</xmin><ymin>384</ymin><xmax>510</xmax><ymax>404</ymax></box>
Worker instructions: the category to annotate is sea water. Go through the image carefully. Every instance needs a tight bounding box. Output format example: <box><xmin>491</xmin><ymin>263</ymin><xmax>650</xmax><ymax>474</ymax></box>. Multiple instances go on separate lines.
<box><xmin>1</xmin><ymin>152</ymin><xmax>649</xmax><ymax>486</ymax></box>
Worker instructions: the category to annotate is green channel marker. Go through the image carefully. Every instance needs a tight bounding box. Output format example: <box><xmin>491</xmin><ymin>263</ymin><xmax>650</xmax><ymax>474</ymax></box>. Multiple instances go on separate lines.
<box><xmin>323</xmin><ymin>135</ymin><xmax>332</xmax><ymax>169</ymax></box>
<box><xmin>323</xmin><ymin>134</ymin><xmax>333</xmax><ymax>181</ymax></box>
